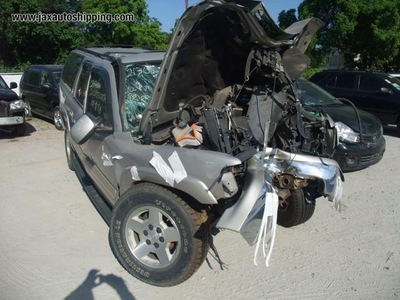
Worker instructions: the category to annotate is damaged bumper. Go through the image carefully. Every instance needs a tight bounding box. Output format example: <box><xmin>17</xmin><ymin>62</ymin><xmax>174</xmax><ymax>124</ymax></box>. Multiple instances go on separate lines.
<box><xmin>216</xmin><ymin>149</ymin><xmax>343</xmax><ymax>246</ymax></box>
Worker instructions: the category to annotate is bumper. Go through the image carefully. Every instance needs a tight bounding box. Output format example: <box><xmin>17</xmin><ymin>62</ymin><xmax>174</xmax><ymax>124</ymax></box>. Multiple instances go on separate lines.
<box><xmin>216</xmin><ymin>149</ymin><xmax>343</xmax><ymax>246</ymax></box>
<box><xmin>334</xmin><ymin>137</ymin><xmax>386</xmax><ymax>172</ymax></box>
<box><xmin>0</xmin><ymin>116</ymin><xmax>25</xmax><ymax>126</ymax></box>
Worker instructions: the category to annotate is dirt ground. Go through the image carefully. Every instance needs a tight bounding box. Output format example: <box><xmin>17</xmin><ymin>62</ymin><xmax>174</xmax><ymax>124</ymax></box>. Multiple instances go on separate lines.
<box><xmin>0</xmin><ymin>118</ymin><xmax>399</xmax><ymax>300</ymax></box>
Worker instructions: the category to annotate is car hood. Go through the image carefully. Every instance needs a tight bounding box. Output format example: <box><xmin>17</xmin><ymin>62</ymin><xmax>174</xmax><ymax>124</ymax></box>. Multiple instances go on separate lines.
<box><xmin>318</xmin><ymin>104</ymin><xmax>382</xmax><ymax>135</ymax></box>
<box><xmin>0</xmin><ymin>88</ymin><xmax>19</xmax><ymax>102</ymax></box>
<box><xmin>143</xmin><ymin>0</ymin><xmax>323</xmax><ymax>130</ymax></box>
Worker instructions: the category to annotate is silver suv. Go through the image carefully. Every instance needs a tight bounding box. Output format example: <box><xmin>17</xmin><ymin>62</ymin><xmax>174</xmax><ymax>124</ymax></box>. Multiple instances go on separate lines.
<box><xmin>60</xmin><ymin>0</ymin><xmax>343</xmax><ymax>287</ymax></box>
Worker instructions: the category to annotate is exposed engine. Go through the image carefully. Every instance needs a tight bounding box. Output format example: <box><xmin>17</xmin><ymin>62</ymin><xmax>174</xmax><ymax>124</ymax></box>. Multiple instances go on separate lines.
<box><xmin>170</xmin><ymin>47</ymin><xmax>337</xmax><ymax>161</ymax></box>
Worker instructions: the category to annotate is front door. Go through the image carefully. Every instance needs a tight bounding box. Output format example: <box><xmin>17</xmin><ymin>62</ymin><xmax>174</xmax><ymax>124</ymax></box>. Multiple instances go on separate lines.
<box><xmin>80</xmin><ymin>67</ymin><xmax>119</xmax><ymax>203</ymax></box>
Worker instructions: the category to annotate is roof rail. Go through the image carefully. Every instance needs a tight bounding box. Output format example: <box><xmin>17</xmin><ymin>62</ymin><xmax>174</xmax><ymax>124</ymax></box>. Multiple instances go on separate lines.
<box><xmin>77</xmin><ymin>47</ymin><xmax>117</xmax><ymax>62</ymax></box>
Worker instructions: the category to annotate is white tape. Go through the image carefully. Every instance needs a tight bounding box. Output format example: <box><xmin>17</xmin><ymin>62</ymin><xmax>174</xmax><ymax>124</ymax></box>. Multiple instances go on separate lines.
<box><xmin>149</xmin><ymin>151</ymin><xmax>187</xmax><ymax>187</ymax></box>
<box><xmin>130</xmin><ymin>166</ymin><xmax>141</xmax><ymax>181</ymax></box>
<box><xmin>253</xmin><ymin>189</ymin><xmax>279</xmax><ymax>267</ymax></box>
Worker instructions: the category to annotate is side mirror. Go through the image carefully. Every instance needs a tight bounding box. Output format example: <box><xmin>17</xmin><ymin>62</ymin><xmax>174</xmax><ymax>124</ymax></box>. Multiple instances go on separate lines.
<box><xmin>10</xmin><ymin>82</ymin><xmax>17</xmax><ymax>89</ymax></box>
<box><xmin>380</xmin><ymin>87</ymin><xmax>392</xmax><ymax>94</ymax></box>
<box><xmin>70</xmin><ymin>114</ymin><xmax>101</xmax><ymax>144</ymax></box>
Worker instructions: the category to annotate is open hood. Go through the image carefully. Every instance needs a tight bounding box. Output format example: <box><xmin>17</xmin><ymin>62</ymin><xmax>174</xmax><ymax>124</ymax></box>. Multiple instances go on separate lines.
<box><xmin>143</xmin><ymin>0</ymin><xmax>323</xmax><ymax>130</ymax></box>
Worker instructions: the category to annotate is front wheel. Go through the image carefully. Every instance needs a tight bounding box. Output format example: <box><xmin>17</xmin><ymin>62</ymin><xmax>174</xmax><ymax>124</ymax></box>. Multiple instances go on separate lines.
<box><xmin>109</xmin><ymin>183</ymin><xmax>210</xmax><ymax>287</ymax></box>
<box><xmin>277</xmin><ymin>189</ymin><xmax>315</xmax><ymax>228</ymax></box>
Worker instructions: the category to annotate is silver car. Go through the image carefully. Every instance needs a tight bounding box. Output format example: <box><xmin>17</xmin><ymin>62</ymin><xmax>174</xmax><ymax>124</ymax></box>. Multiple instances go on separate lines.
<box><xmin>60</xmin><ymin>0</ymin><xmax>343</xmax><ymax>287</ymax></box>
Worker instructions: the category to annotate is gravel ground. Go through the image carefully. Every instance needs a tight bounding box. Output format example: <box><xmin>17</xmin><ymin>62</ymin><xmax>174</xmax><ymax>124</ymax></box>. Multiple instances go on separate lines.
<box><xmin>0</xmin><ymin>118</ymin><xmax>399</xmax><ymax>300</ymax></box>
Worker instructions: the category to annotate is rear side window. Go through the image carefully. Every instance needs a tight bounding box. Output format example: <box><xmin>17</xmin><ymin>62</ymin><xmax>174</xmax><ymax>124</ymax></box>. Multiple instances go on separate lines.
<box><xmin>335</xmin><ymin>73</ymin><xmax>356</xmax><ymax>89</ymax></box>
<box><xmin>359</xmin><ymin>74</ymin><xmax>383</xmax><ymax>92</ymax></box>
<box><xmin>62</xmin><ymin>52</ymin><xmax>83</xmax><ymax>91</ymax></box>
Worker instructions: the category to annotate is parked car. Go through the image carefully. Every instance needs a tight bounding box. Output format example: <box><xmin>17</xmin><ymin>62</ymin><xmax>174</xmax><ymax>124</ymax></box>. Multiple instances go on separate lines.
<box><xmin>0</xmin><ymin>74</ymin><xmax>26</xmax><ymax>136</ymax></box>
<box><xmin>295</xmin><ymin>78</ymin><xmax>385</xmax><ymax>171</ymax></box>
<box><xmin>309</xmin><ymin>70</ymin><xmax>400</xmax><ymax>135</ymax></box>
<box><xmin>20</xmin><ymin>65</ymin><xmax>63</xmax><ymax>130</ymax></box>
<box><xmin>60</xmin><ymin>1</ymin><xmax>343</xmax><ymax>287</ymax></box>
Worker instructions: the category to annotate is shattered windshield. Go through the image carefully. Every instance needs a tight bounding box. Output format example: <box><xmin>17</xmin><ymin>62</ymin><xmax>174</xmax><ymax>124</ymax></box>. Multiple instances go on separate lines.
<box><xmin>124</xmin><ymin>61</ymin><xmax>161</xmax><ymax>132</ymax></box>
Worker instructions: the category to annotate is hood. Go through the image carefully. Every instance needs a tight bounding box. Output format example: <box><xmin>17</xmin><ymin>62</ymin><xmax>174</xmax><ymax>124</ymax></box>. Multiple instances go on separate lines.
<box><xmin>0</xmin><ymin>88</ymin><xmax>19</xmax><ymax>102</ymax></box>
<box><xmin>321</xmin><ymin>105</ymin><xmax>382</xmax><ymax>135</ymax></box>
<box><xmin>142</xmin><ymin>0</ymin><xmax>323</xmax><ymax>131</ymax></box>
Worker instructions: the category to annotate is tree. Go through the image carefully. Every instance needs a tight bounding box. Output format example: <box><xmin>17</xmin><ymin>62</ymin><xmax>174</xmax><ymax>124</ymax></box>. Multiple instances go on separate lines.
<box><xmin>278</xmin><ymin>9</ymin><xmax>298</xmax><ymax>29</ymax></box>
<box><xmin>81</xmin><ymin>0</ymin><xmax>169</xmax><ymax>50</ymax></box>
<box><xmin>0</xmin><ymin>0</ymin><xmax>170</xmax><ymax>70</ymax></box>
<box><xmin>0</xmin><ymin>0</ymin><xmax>84</xmax><ymax>68</ymax></box>
<box><xmin>298</xmin><ymin>0</ymin><xmax>400</xmax><ymax>71</ymax></box>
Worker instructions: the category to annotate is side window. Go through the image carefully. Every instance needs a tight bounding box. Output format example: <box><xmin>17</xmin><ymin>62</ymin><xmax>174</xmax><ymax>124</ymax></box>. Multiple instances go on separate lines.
<box><xmin>335</xmin><ymin>73</ymin><xmax>356</xmax><ymax>89</ymax></box>
<box><xmin>62</xmin><ymin>52</ymin><xmax>84</xmax><ymax>91</ymax></box>
<box><xmin>325</xmin><ymin>75</ymin><xmax>337</xmax><ymax>88</ymax></box>
<box><xmin>359</xmin><ymin>74</ymin><xmax>383</xmax><ymax>92</ymax></box>
<box><xmin>28</xmin><ymin>69</ymin><xmax>41</xmax><ymax>86</ymax></box>
<box><xmin>41</xmin><ymin>71</ymin><xmax>49</xmax><ymax>86</ymax></box>
<box><xmin>85</xmin><ymin>71</ymin><xmax>112</xmax><ymax>129</ymax></box>
<box><xmin>75</xmin><ymin>62</ymin><xmax>92</xmax><ymax>106</ymax></box>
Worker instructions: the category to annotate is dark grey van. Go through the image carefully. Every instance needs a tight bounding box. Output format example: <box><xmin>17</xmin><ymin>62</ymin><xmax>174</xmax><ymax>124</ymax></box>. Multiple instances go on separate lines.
<box><xmin>20</xmin><ymin>65</ymin><xmax>63</xmax><ymax>129</ymax></box>
<box><xmin>310</xmin><ymin>70</ymin><xmax>400</xmax><ymax>134</ymax></box>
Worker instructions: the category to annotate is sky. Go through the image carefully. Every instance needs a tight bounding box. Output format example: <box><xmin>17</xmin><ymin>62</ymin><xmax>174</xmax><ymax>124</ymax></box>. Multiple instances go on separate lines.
<box><xmin>147</xmin><ymin>0</ymin><xmax>303</xmax><ymax>32</ymax></box>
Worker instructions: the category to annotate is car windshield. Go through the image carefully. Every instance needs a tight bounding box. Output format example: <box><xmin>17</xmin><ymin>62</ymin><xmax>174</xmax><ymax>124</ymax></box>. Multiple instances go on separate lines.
<box><xmin>52</xmin><ymin>71</ymin><xmax>62</xmax><ymax>84</ymax></box>
<box><xmin>295</xmin><ymin>78</ymin><xmax>342</xmax><ymax>106</ymax></box>
<box><xmin>124</xmin><ymin>61</ymin><xmax>161</xmax><ymax>132</ymax></box>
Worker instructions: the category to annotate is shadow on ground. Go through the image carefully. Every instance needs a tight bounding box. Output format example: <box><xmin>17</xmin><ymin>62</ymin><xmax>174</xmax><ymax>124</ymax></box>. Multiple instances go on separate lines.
<box><xmin>0</xmin><ymin>121</ymin><xmax>36</xmax><ymax>139</ymax></box>
<box><xmin>64</xmin><ymin>269</ymin><xmax>135</xmax><ymax>300</ymax></box>
<box><xmin>383</xmin><ymin>125</ymin><xmax>398</xmax><ymax>138</ymax></box>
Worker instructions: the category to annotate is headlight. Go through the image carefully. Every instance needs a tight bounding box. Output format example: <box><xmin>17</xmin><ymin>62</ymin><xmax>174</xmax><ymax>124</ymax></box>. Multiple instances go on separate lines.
<box><xmin>335</xmin><ymin>122</ymin><xmax>360</xmax><ymax>143</ymax></box>
<box><xmin>9</xmin><ymin>100</ymin><xmax>26</xmax><ymax>111</ymax></box>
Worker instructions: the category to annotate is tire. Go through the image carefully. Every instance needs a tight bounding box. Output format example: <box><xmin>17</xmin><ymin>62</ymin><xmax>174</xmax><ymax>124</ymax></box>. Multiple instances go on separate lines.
<box><xmin>64</xmin><ymin>131</ymin><xmax>75</xmax><ymax>171</ymax></box>
<box><xmin>14</xmin><ymin>123</ymin><xmax>26</xmax><ymax>137</ymax></box>
<box><xmin>277</xmin><ymin>189</ymin><xmax>315</xmax><ymax>228</ymax></box>
<box><xmin>109</xmin><ymin>183</ymin><xmax>210</xmax><ymax>287</ymax></box>
<box><xmin>53</xmin><ymin>106</ymin><xmax>63</xmax><ymax>130</ymax></box>
<box><xmin>396</xmin><ymin>118</ymin><xmax>400</xmax><ymax>137</ymax></box>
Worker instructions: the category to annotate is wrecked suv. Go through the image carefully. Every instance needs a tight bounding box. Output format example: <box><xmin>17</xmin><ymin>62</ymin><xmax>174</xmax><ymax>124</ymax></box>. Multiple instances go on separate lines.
<box><xmin>60</xmin><ymin>0</ymin><xmax>343</xmax><ymax>287</ymax></box>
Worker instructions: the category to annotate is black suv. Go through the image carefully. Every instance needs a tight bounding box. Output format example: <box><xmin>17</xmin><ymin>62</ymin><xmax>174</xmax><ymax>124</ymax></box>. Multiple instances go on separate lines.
<box><xmin>310</xmin><ymin>70</ymin><xmax>400</xmax><ymax>134</ymax></box>
<box><xmin>60</xmin><ymin>1</ymin><xmax>343</xmax><ymax>287</ymax></box>
<box><xmin>20</xmin><ymin>65</ymin><xmax>63</xmax><ymax>130</ymax></box>
<box><xmin>0</xmin><ymin>75</ymin><xmax>26</xmax><ymax>136</ymax></box>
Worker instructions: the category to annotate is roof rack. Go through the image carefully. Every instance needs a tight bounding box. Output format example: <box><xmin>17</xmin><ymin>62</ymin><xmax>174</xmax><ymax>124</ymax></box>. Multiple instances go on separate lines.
<box><xmin>77</xmin><ymin>47</ymin><xmax>117</xmax><ymax>62</ymax></box>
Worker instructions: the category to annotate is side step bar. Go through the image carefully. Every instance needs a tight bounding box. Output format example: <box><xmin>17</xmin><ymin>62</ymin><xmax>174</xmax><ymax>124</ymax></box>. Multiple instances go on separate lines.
<box><xmin>72</xmin><ymin>157</ymin><xmax>112</xmax><ymax>226</ymax></box>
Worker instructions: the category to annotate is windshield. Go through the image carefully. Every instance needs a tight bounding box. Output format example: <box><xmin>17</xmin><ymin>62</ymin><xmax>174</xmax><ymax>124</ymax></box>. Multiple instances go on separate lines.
<box><xmin>295</xmin><ymin>78</ymin><xmax>342</xmax><ymax>106</ymax></box>
<box><xmin>124</xmin><ymin>61</ymin><xmax>161</xmax><ymax>132</ymax></box>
